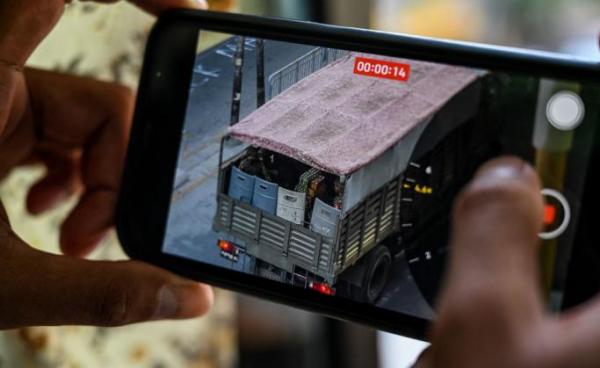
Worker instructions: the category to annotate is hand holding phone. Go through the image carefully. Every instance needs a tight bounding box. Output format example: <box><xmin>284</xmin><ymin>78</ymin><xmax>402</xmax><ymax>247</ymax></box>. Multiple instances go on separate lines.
<box><xmin>0</xmin><ymin>0</ymin><xmax>211</xmax><ymax>330</ymax></box>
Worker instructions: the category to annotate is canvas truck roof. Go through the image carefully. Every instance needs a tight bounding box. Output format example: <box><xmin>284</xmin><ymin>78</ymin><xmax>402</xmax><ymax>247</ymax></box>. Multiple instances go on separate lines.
<box><xmin>229</xmin><ymin>52</ymin><xmax>479</xmax><ymax>176</ymax></box>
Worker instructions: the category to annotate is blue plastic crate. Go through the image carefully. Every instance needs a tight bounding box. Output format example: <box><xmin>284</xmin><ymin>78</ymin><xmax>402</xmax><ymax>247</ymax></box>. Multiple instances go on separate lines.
<box><xmin>310</xmin><ymin>198</ymin><xmax>341</xmax><ymax>238</ymax></box>
<box><xmin>252</xmin><ymin>177</ymin><xmax>279</xmax><ymax>215</ymax></box>
<box><xmin>228</xmin><ymin>166</ymin><xmax>256</xmax><ymax>203</ymax></box>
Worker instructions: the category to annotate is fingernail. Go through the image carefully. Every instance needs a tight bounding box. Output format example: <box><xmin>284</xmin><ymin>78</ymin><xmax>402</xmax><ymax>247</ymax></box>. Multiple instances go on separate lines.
<box><xmin>476</xmin><ymin>157</ymin><xmax>537</xmax><ymax>186</ymax></box>
<box><xmin>185</xmin><ymin>0</ymin><xmax>208</xmax><ymax>9</ymax></box>
<box><xmin>153</xmin><ymin>285</ymin><xmax>182</xmax><ymax>320</ymax></box>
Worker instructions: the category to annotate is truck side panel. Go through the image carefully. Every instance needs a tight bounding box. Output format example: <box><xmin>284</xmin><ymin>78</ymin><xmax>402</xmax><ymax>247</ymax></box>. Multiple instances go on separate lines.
<box><xmin>336</xmin><ymin>176</ymin><xmax>402</xmax><ymax>273</ymax></box>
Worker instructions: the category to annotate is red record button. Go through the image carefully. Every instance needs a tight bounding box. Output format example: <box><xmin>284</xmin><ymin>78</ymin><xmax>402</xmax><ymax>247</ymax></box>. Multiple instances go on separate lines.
<box><xmin>544</xmin><ymin>204</ymin><xmax>557</xmax><ymax>226</ymax></box>
<box><xmin>539</xmin><ymin>189</ymin><xmax>570</xmax><ymax>240</ymax></box>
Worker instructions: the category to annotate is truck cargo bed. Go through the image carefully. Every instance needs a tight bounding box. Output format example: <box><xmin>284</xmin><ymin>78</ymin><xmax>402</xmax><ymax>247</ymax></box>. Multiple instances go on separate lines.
<box><xmin>214</xmin><ymin>193</ymin><xmax>337</xmax><ymax>283</ymax></box>
<box><xmin>213</xmin><ymin>172</ymin><xmax>402</xmax><ymax>284</ymax></box>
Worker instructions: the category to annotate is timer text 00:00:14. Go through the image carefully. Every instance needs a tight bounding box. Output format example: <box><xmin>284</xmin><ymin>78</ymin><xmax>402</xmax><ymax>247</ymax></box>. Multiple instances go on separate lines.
<box><xmin>353</xmin><ymin>57</ymin><xmax>411</xmax><ymax>82</ymax></box>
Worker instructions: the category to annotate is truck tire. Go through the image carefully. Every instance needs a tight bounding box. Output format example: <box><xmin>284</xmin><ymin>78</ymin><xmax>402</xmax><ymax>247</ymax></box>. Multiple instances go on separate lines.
<box><xmin>358</xmin><ymin>245</ymin><xmax>392</xmax><ymax>304</ymax></box>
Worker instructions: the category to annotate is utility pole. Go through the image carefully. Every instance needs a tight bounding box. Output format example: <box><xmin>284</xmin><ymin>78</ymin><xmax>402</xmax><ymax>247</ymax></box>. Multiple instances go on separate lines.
<box><xmin>256</xmin><ymin>38</ymin><xmax>266</xmax><ymax>107</ymax></box>
<box><xmin>230</xmin><ymin>36</ymin><xmax>245</xmax><ymax>126</ymax></box>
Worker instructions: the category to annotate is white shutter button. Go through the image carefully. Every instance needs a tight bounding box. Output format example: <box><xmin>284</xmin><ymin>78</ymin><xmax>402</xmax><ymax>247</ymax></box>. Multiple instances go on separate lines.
<box><xmin>546</xmin><ymin>91</ymin><xmax>585</xmax><ymax>131</ymax></box>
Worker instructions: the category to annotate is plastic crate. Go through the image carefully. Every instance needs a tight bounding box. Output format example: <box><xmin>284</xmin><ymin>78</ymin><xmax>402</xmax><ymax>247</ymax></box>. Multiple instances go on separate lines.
<box><xmin>277</xmin><ymin>188</ymin><xmax>307</xmax><ymax>225</ymax></box>
<box><xmin>310</xmin><ymin>198</ymin><xmax>341</xmax><ymax>238</ymax></box>
<box><xmin>228</xmin><ymin>166</ymin><xmax>255</xmax><ymax>203</ymax></box>
<box><xmin>252</xmin><ymin>177</ymin><xmax>278</xmax><ymax>215</ymax></box>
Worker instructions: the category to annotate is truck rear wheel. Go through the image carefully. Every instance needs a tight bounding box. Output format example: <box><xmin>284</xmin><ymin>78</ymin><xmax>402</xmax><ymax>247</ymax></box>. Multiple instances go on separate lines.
<box><xmin>358</xmin><ymin>245</ymin><xmax>392</xmax><ymax>304</ymax></box>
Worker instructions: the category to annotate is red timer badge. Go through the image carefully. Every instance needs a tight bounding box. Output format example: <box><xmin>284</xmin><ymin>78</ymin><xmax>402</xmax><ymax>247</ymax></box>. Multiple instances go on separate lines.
<box><xmin>353</xmin><ymin>56</ymin><xmax>411</xmax><ymax>82</ymax></box>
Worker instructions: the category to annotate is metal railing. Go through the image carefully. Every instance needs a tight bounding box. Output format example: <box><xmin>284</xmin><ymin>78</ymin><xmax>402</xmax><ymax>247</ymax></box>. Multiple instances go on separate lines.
<box><xmin>267</xmin><ymin>47</ymin><xmax>349</xmax><ymax>100</ymax></box>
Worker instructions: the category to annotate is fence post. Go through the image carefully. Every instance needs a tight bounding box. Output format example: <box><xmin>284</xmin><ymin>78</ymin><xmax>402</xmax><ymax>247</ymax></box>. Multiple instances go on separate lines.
<box><xmin>256</xmin><ymin>38</ymin><xmax>266</xmax><ymax>107</ymax></box>
<box><xmin>229</xmin><ymin>36</ymin><xmax>245</xmax><ymax>126</ymax></box>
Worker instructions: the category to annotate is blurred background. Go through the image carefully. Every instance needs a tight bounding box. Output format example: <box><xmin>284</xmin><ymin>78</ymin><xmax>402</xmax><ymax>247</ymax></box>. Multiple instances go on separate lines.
<box><xmin>0</xmin><ymin>0</ymin><xmax>598</xmax><ymax>367</ymax></box>
<box><xmin>233</xmin><ymin>0</ymin><xmax>600</xmax><ymax>59</ymax></box>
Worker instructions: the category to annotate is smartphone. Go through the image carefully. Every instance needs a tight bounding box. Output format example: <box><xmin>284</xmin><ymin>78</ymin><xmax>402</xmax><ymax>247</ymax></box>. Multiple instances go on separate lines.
<box><xmin>117</xmin><ymin>10</ymin><xmax>600</xmax><ymax>339</ymax></box>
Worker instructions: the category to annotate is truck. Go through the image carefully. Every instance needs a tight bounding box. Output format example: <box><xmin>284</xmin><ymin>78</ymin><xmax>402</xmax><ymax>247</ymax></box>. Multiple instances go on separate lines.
<box><xmin>212</xmin><ymin>48</ymin><xmax>498</xmax><ymax>303</ymax></box>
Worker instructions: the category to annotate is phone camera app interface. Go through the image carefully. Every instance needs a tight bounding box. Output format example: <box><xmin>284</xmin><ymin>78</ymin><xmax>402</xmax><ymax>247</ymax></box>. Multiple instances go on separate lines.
<box><xmin>164</xmin><ymin>31</ymin><xmax>600</xmax><ymax>320</ymax></box>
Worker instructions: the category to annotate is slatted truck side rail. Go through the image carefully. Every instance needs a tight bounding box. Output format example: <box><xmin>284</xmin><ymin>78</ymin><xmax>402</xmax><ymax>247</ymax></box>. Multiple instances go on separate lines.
<box><xmin>214</xmin><ymin>193</ymin><xmax>337</xmax><ymax>283</ymax></box>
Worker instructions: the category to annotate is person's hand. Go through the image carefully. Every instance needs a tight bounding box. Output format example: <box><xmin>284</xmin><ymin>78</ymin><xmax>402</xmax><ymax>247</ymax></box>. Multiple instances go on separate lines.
<box><xmin>0</xmin><ymin>0</ymin><xmax>212</xmax><ymax>329</ymax></box>
<box><xmin>415</xmin><ymin>157</ymin><xmax>600</xmax><ymax>368</ymax></box>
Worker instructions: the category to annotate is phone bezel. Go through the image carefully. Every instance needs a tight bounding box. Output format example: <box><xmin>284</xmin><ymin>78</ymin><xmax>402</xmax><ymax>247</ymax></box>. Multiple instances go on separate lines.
<box><xmin>117</xmin><ymin>9</ymin><xmax>600</xmax><ymax>340</ymax></box>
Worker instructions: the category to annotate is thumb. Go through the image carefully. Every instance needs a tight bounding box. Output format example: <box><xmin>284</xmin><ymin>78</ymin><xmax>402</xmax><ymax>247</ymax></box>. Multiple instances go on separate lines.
<box><xmin>428</xmin><ymin>157</ymin><xmax>544</xmax><ymax>362</ymax></box>
<box><xmin>0</xmin><ymin>229</ymin><xmax>213</xmax><ymax>329</ymax></box>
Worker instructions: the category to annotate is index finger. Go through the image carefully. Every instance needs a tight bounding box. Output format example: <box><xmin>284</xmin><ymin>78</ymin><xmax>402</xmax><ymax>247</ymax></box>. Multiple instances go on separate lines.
<box><xmin>130</xmin><ymin>0</ymin><xmax>208</xmax><ymax>14</ymax></box>
<box><xmin>431</xmin><ymin>157</ymin><xmax>545</xmax><ymax>343</ymax></box>
<box><xmin>81</xmin><ymin>0</ymin><xmax>208</xmax><ymax>15</ymax></box>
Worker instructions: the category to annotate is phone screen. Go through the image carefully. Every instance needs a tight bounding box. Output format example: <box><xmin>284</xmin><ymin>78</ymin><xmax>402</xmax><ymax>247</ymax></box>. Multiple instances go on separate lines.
<box><xmin>163</xmin><ymin>30</ymin><xmax>599</xmax><ymax>320</ymax></box>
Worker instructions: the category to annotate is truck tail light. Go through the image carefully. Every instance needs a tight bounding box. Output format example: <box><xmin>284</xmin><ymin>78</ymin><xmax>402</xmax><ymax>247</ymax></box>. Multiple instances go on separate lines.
<box><xmin>309</xmin><ymin>282</ymin><xmax>336</xmax><ymax>296</ymax></box>
<box><xmin>218</xmin><ymin>240</ymin><xmax>236</xmax><ymax>254</ymax></box>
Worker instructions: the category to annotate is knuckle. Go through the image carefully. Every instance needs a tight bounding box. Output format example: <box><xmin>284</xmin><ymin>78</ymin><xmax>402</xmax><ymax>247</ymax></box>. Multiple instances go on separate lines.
<box><xmin>96</xmin><ymin>276</ymin><xmax>132</xmax><ymax>326</ymax></box>
<box><xmin>97</xmin><ymin>262</ymin><xmax>168</xmax><ymax>326</ymax></box>
<box><xmin>95</xmin><ymin>270</ymin><xmax>158</xmax><ymax>326</ymax></box>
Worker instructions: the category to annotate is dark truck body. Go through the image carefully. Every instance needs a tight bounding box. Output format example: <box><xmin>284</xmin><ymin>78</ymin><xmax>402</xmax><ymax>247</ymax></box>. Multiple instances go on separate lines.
<box><xmin>213</xmin><ymin>50</ymin><xmax>485</xmax><ymax>301</ymax></box>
